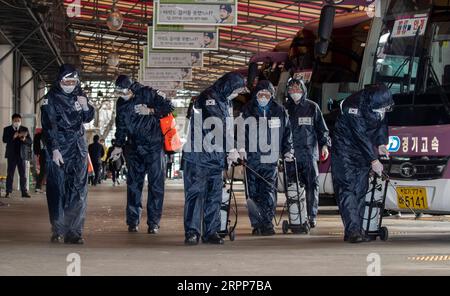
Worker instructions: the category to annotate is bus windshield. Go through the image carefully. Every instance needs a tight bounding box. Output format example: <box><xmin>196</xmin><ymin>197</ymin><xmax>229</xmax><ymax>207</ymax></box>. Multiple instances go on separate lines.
<box><xmin>373</xmin><ymin>0</ymin><xmax>433</xmax><ymax>94</ymax></box>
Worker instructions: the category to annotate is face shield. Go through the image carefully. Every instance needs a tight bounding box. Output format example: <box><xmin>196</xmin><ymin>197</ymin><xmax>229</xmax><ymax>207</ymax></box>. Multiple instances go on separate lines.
<box><xmin>60</xmin><ymin>73</ymin><xmax>79</xmax><ymax>94</ymax></box>
<box><xmin>287</xmin><ymin>82</ymin><xmax>304</xmax><ymax>103</ymax></box>
<box><xmin>115</xmin><ymin>87</ymin><xmax>133</xmax><ymax>100</ymax></box>
<box><xmin>256</xmin><ymin>89</ymin><xmax>272</xmax><ymax>107</ymax></box>
<box><xmin>372</xmin><ymin>104</ymin><xmax>393</xmax><ymax>121</ymax></box>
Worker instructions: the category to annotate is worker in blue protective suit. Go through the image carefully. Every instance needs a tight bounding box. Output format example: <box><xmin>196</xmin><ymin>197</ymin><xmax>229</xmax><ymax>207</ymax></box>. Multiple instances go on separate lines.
<box><xmin>183</xmin><ymin>72</ymin><xmax>247</xmax><ymax>245</ymax></box>
<box><xmin>41</xmin><ymin>64</ymin><xmax>95</xmax><ymax>244</ymax></box>
<box><xmin>331</xmin><ymin>84</ymin><xmax>393</xmax><ymax>243</ymax></box>
<box><xmin>240</xmin><ymin>80</ymin><xmax>294</xmax><ymax>236</ymax></box>
<box><xmin>285</xmin><ymin>78</ymin><xmax>331</xmax><ymax>228</ymax></box>
<box><xmin>110</xmin><ymin>75</ymin><xmax>175</xmax><ymax>234</ymax></box>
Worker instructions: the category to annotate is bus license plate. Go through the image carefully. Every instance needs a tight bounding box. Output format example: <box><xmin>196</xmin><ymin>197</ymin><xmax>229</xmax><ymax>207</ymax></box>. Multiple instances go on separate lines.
<box><xmin>396</xmin><ymin>187</ymin><xmax>428</xmax><ymax>210</ymax></box>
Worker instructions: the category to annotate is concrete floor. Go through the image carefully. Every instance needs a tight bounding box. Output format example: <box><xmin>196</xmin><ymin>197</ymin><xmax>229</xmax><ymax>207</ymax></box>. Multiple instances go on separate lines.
<box><xmin>1</xmin><ymin>180</ymin><xmax>450</xmax><ymax>276</ymax></box>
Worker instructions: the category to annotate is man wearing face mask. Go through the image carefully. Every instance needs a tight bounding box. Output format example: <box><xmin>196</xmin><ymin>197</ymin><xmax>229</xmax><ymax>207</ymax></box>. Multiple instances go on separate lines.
<box><xmin>2</xmin><ymin>113</ymin><xmax>32</xmax><ymax>198</ymax></box>
<box><xmin>41</xmin><ymin>64</ymin><xmax>95</xmax><ymax>244</ymax></box>
<box><xmin>111</xmin><ymin>75</ymin><xmax>174</xmax><ymax>234</ymax></box>
<box><xmin>285</xmin><ymin>78</ymin><xmax>331</xmax><ymax>228</ymax></box>
<box><xmin>331</xmin><ymin>84</ymin><xmax>393</xmax><ymax>243</ymax></box>
<box><xmin>240</xmin><ymin>80</ymin><xmax>293</xmax><ymax>236</ymax></box>
<box><xmin>183</xmin><ymin>72</ymin><xmax>247</xmax><ymax>245</ymax></box>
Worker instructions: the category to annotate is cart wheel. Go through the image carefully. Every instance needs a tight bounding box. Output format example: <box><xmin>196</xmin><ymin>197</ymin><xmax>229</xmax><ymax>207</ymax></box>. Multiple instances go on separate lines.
<box><xmin>380</xmin><ymin>227</ymin><xmax>389</xmax><ymax>241</ymax></box>
<box><xmin>282</xmin><ymin>220</ymin><xmax>289</xmax><ymax>234</ymax></box>
<box><xmin>229</xmin><ymin>230</ymin><xmax>235</xmax><ymax>241</ymax></box>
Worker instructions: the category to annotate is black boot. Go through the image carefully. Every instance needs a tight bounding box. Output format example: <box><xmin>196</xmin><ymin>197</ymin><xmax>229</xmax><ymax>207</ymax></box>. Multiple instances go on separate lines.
<box><xmin>148</xmin><ymin>225</ymin><xmax>160</xmax><ymax>234</ymax></box>
<box><xmin>128</xmin><ymin>225</ymin><xmax>138</xmax><ymax>233</ymax></box>
<box><xmin>348</xmin><ymin>232</ymin><xmax>364</xmax><ymax>243</ymax></box>
<box><xmin>22</xmin><ymin>192</ymin><xmax>31</xmax><ymax>198</ymax></box>
<box><xmin>252</xmin><ymin>228</ymin><xmax>262</xmax><ymax>236</ymax></box>
<box><xmin>64</xmin><ymin>236</ymin><xmax>85</xmax><ymax>244</ymax></box>
<box><xmin>50</xmin><ymin>234</ymin><xmax>64</xmax><ymax>243</ymax></box>
<box><xmin>184</xmin><ymin>233</ymin><xmax>199</xmax><ymax>245</ymax></box>
<box><xmin>261</xmin><ymin>227</ymin><xmax>276</xmax><ymax>236</ymax></box>
<box><xmin>308</xmin><ymin>217</ymin><xmax>317</xmax><ymax>229</ymax></box>
<box><xmin>202</xmin><ymin>233</ymin><xmax>224</xmax><ymax>245</ymax></box>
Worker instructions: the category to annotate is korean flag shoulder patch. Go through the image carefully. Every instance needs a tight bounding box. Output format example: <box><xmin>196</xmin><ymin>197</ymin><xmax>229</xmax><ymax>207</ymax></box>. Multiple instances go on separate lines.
<box><xmin>42</xmin><ymin>98</ymin><xmax>49</xmax><ymax>106</ymax></box>
<box><xmin>348</xmin><ymin>108</ymin><xmax>359</xmax><ymax>115</ymax></box>
<box><xmin>206</xmin><ymin>99</ymin><xmax>216</xmax><ymax>106</ymax></box>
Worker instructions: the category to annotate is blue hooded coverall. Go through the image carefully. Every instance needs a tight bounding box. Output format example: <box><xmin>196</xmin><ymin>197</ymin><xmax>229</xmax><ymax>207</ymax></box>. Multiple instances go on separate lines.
<box><xmin>41</xmin><ymin>64</ymin><xmax>95</xmax><ymax>239</ymax></box>
<box><xmin>241</xmin><ymin>80</ymin><xmax>293</xmax><ymax>231</ymax></box>
<box><xmin>331</xmin><ymin>85</ymin><xmax>393</xmax><ymax>237</ymax></box>
<box><xmin>285</xmin><ymin>80</ymin><xmax>331</xmax><ymax>221</ymax></box>
<box><xmin>115</xmin><ymin>82</ymin><xmax>175</xmax><ymax>229</ymax></box>
<box><xmin>183</xmin><ymin>72</ymin><xmax>246</xmax><ymax>240</ymax></box>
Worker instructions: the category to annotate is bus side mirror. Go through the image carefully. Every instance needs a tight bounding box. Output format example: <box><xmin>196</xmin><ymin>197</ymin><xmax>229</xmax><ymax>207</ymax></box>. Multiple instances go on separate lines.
<box><xmin>315</xmin><ymin>5</ymin><xmax>336</xmax><ymax>58</ymax></box>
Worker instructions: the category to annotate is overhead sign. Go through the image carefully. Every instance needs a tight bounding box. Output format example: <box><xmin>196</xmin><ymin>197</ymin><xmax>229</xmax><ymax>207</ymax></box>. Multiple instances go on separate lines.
<box><xmin>143</xmin><ymin>67</ymin><xmax>193</xmax><ymax>82</ymax></box>
<box><xmin>392</xmin><ymin>14</ymin><xmax>428</xmax><ymax>38</ymax></box>
<box><xmin>157</xmin><ymin>1</ymin><xmax>237</xmax><ymax>26</ymax></box>
<box><xmin>146</xmin><ymin>49</ymin><xmax>203</xmax><ymax>68</ymax></box>
<box><xmin>141</xmin><ymin>81</ymin><xmax>184</xmax><ymax>90</ymax></box>
<box><xmin>151</xmin><ymin>1</ymin><xmax>219</xmax><ymax>50</ymax></box>
<box><xmin>151</xmin><ymin>26</ymin><xmax>219</xmax><ymax>50</ymax></box>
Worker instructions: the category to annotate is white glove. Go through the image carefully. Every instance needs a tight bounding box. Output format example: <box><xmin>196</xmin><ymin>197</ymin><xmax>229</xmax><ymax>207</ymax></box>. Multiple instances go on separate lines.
<box><xmin>238</xmin><ymin>148</ymin><xmax>247</xmax><ymax>161</ymax></box>
<box><xmin>321</xmin><ymin>145</ymin><xmax>329</xmax><ymax>161</ymax></box>
<box><xmin>378</xmin><ymin>145</ymin><xmax>390</xmax><ymax>157</ymax></box>
<box><xmin>135</xmin><ymin>104</ymin><xmax>154</xmax><ymax>116</ymax></box>
<box><xmin>371</xmin><ymin>159</ymin><xmax>384</xmax><ymax>177</ymax></box>
<box><xmin>284</xmin><ymin>151</ymin><xmax>295</xmax><ymax>162</ymax></box>
<box><xmin>77</xmin><ymin>96</ymin><xmax>89</xmax><ymax>111</ymax></box>
<box><xmin>52</xmin><ymin>149</ymin><xmax>64</xmax><ymax>167</ymax></box>
<box><xmin>110</xmin><ymin>147</ymin><xmax>123</xmax><ymax>162</ymax></box>
<box><xmin>227</xmin><ymin>149</ymin><xmax>240</xmax><ymax>166</ymax></box>
<box><xmin>157</xmin><ymin>90</ymin><xmax>166</xmax><ymax>99</ymax></box>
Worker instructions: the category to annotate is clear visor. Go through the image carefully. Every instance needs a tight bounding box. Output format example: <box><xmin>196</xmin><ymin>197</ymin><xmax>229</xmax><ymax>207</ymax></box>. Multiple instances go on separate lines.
<box><xmin>373</xmin><ymin>105</ymin><xmax>394</xmax><ymax>114</ymax></box>
<box><xmin>60</xmin><ymin>78</ymin><xmax>79</xmax><ymax>87</ymax></box>
<box><xmin>256</xmin><ymin>90</ymin><xmax>272</xmax><ymax>100</ymax></box>
<box><xmin>287</xmin><ymin>83</ymin><xmax>303</xmax><ymax>93</ymax></box>
<box><xmin>115</xmin><ymin>88</ymin><xmax>131</xmax><ymax>96</ymax></box>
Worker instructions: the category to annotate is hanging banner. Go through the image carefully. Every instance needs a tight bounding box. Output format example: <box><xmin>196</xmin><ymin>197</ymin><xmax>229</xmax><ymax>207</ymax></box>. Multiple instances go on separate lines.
<box><xmin>151</xmin><ymin>1</ymin><xmax>219</xmax><ymax>50</ymax></box>
<box><xmin>141</xmin><ymin>81</ymin><xmax>184</xmax><ymax>90</ymax></box>
<box><xmin>151</xmin><ymin>26</ymin><xmax>219</xmax><ymax>50</ymax></box>
<box><xmin>143</xmin><ymin>67</ymin><xmax>193</xmax><ymax>82</ymax></box>
<box><xmin>157</xmin><ymin>0</ymin><xmax>237</xmax><ymax>26</ymax></box>
<box><xmin>146</xmin><ymin>49</ymin><xmax>204</xmax><ymax>68</ymax></box>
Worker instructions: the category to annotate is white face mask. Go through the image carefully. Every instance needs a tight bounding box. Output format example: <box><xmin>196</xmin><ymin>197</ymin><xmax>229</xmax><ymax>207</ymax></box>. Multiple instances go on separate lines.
<box><xmin>257</xmin><ymin>97</ymin><xmax>270</xmax><ymax>107</ymax></box>
<box><xmin>122</xmin><ymin>93</ymin><xmax>133</xmax><ymax>101</ymax></box>
<box><xmin>256</xmin><ymin>90</ymin><xmax>271</xmax><ymax>107</ymax></box>
<box><xmin>115</xmin><ymin>88</ymin><xmax>133</xmax><ymax>101</ymax></box>
<box><xmin>290</xmin><ymin>93</ymin><xmax>303</xmax><ymax>103</ymax></box>
<box><xmin>60</xmin><ymin>84</ymin><xmax>76</xmax><ymax>94</ymax></box>
<box><xmin>13</xmin><ymin>122</ymin><xmax>21</xmax><ymax>129</ymax></box>
<box><xmin>373</xmin><ymin>109</ymin><xmax>386</xmax><ymax>121</ymax></box>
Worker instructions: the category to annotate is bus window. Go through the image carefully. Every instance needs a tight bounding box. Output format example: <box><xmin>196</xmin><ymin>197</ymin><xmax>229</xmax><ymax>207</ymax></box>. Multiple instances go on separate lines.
<box><xmin>430</xmin><ymin>22</ymin><xmax>450</xmax><ymax>87</ymax></box>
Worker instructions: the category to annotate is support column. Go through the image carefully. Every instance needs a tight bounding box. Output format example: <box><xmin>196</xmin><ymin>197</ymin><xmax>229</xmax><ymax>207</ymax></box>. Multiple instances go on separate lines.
<box><xmin>0</xmin><ymin>45</ymin><xmax>14</xmax><ymax>176</ymax></box>
<box><xmin>20</xmin><ymin>66</ymin><xmax>35</xmax><ymax>130</ymax></box>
